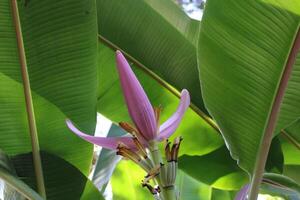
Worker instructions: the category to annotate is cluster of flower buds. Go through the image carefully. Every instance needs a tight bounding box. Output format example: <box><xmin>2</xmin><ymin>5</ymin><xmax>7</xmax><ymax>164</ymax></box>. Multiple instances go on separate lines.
<box><xmin>117</xmin><ymin>120</ymin><xmax>184</xmax><ymax>199</ymax></box>
<box><xmin>131</xmin><ymin>137</ymin><xmax>182</xmax><ymax>200</ymax></box>
<box><xmin>160</xmin><ymin>137</ymin><xmax>183</xmax><ymax>188</ymax></box>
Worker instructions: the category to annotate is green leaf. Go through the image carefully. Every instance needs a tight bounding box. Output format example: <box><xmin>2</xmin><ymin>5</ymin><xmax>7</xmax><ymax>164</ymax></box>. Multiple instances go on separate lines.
<box><xmin>11</xmin><ymin>152</ymin><xmax>104</xmax><ymax>200</ymax></box>
<box><xmin>280</xmin><ymin>131</ymin><xmax>300</xmax><ymax>183</ymax></box>
<box><xmin>97</xmin><ymin>0</ymin><xmax>206</xmax><ymax>112</ymax></box>
<box><xmin>178</xmin><ymin>146</ymin><xmax>248</xmax><ymax>190</ymax></box>
<box><xmin>176</xmin><ymin>171</ymin><xmax>238</xmax><ymax>200</ymax></box>
<box><xmin>177</xmin><ymin>138</ymin><xmax>281</xmax><ymax>191</ymax></box>
<box><xmin>260</xmin><ymin>0</ymin><xmax>300</xmax><ymax>16</ymax></box>
<box><xmin>111</xmin><ymin>161</ymin><xmax>150</xmax><ymax>200</ymax></box>
<box><xmin>280</xmin><ymin>136</ymin><xmax>300</xmax><ymax>165</ymax></box>
<box><xmin>198</xmin><ymin>0</ymin><xmax>300</xmax><ymax>197</ymax></box>
<box><xmin>176</xmin><ymin>170</ymin><xmax>212</xmax><ymax>200</ymax></box>
<box><xmin>97</xmin><ymin>43</ymin><xmax>223</xmax><ymax>156</ymax></box>
<box><xmin>261</xmin><ymin>173</ymin><xmax>300</xmax><ymax>199</ymax></box>
<box><xmin>199</xmin><ymin>0</ymin><xmax>300</xmax><ymax>173</ymax></box>
<box><xmin>0</xmin><ymin>0</ymin><xmax>98</xmax><ymax>196</ymax></box>
<box><xmin>0</xmin><ymin>150</ymin><xmax>43</xmax><ymax>200</ymax></box>
<box><xmin>211</xmin><ymin>189</ymin><xmax>236</xmax><ymax>200</ymax></box>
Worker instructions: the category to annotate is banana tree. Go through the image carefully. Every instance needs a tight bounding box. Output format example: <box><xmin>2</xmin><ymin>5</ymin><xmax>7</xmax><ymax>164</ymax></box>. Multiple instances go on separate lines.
<box><xmin>1</xmin><ymin>0</ymin><xmax>300</xmax><ymax>199</ymax></box>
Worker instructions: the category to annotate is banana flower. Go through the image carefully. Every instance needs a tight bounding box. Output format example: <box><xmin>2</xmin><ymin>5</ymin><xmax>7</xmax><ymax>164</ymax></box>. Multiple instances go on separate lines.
<box><xmin>66</xmin><ymin>51</ymin><xmax>190</xmax><ymax>150</ymax></box>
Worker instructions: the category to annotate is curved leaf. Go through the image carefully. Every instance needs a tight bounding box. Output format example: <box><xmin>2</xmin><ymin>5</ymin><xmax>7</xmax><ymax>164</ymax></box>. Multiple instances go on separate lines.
<box><xmin>198</xmin><ymin>0</ymin><xmax>300</xmax><ymax>197</ymax></box>
<box><xmin>199</xmin><ymin>0</ymin><xmax>300</xmax><ymax>173</ymax></box>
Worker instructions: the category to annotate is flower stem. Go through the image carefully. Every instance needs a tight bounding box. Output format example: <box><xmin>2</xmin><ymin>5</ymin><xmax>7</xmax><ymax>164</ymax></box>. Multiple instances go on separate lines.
<box><xmin>149</xmin><ymin>141</ymin><xmax>162</xmax><ymax>164</ymax></box>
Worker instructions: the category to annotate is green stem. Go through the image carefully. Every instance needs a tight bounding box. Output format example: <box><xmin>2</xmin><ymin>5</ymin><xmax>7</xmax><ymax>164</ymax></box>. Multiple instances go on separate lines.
<box><xmin>149</xmin><ymin>141</ymin><xmax>177</xmax><ymax>200</ymax></box>
<box><xmin>161</xmin><ymin>187</ymin><xmax>177</xmax><ymax>200</ymax></box>
<box><xmin>11</xmin><ymin>0</ymin><xmax>46</xmax><ymax>198</ymax></box>
<box><xmin>149</xmin><ymin>141</ymin><xmax>162</xmax><ymax>165</ymax></box>
<box><xmin>149</xmin><ymin>141</ymin><xmax>164</xmax><ymax>199</ymax></box>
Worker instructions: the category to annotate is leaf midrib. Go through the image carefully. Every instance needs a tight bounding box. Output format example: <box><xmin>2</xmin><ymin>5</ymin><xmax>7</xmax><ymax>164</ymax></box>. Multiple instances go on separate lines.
<box><xmin>249</xmin><ymin>25</ymin><xmax>300</xmax><ymax>199</ymax></box>
<box><xmin>10</xmin><ymin>0</ymin><xmax>46</xmax><ymax>198</ymax></box>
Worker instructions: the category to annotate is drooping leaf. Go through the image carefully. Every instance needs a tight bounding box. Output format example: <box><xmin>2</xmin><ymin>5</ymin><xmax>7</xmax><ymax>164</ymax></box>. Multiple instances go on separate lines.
<box><xmin>0</xmin><ymin>0</ymin><xmax>98</xmax><ymax>196</ymax></box>
<box><xmin>11</xmin><ymin>152</ymin><xmax>104</xmax><ymax>200</ymax></box>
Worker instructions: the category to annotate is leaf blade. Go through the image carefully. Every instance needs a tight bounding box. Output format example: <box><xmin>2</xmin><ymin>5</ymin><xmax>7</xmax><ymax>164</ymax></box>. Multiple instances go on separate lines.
<box><xmin>198</xmin><ymin>0</ymin><xmax>300</xmax><ymax>197</ymax></box>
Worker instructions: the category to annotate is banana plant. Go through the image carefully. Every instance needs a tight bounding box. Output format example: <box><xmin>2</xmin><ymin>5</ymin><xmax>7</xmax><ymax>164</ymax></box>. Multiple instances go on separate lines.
<box><xmin>1</xmin><ymin>0</ymin><xmax>300</xmax><ymax>199</ymax></box>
